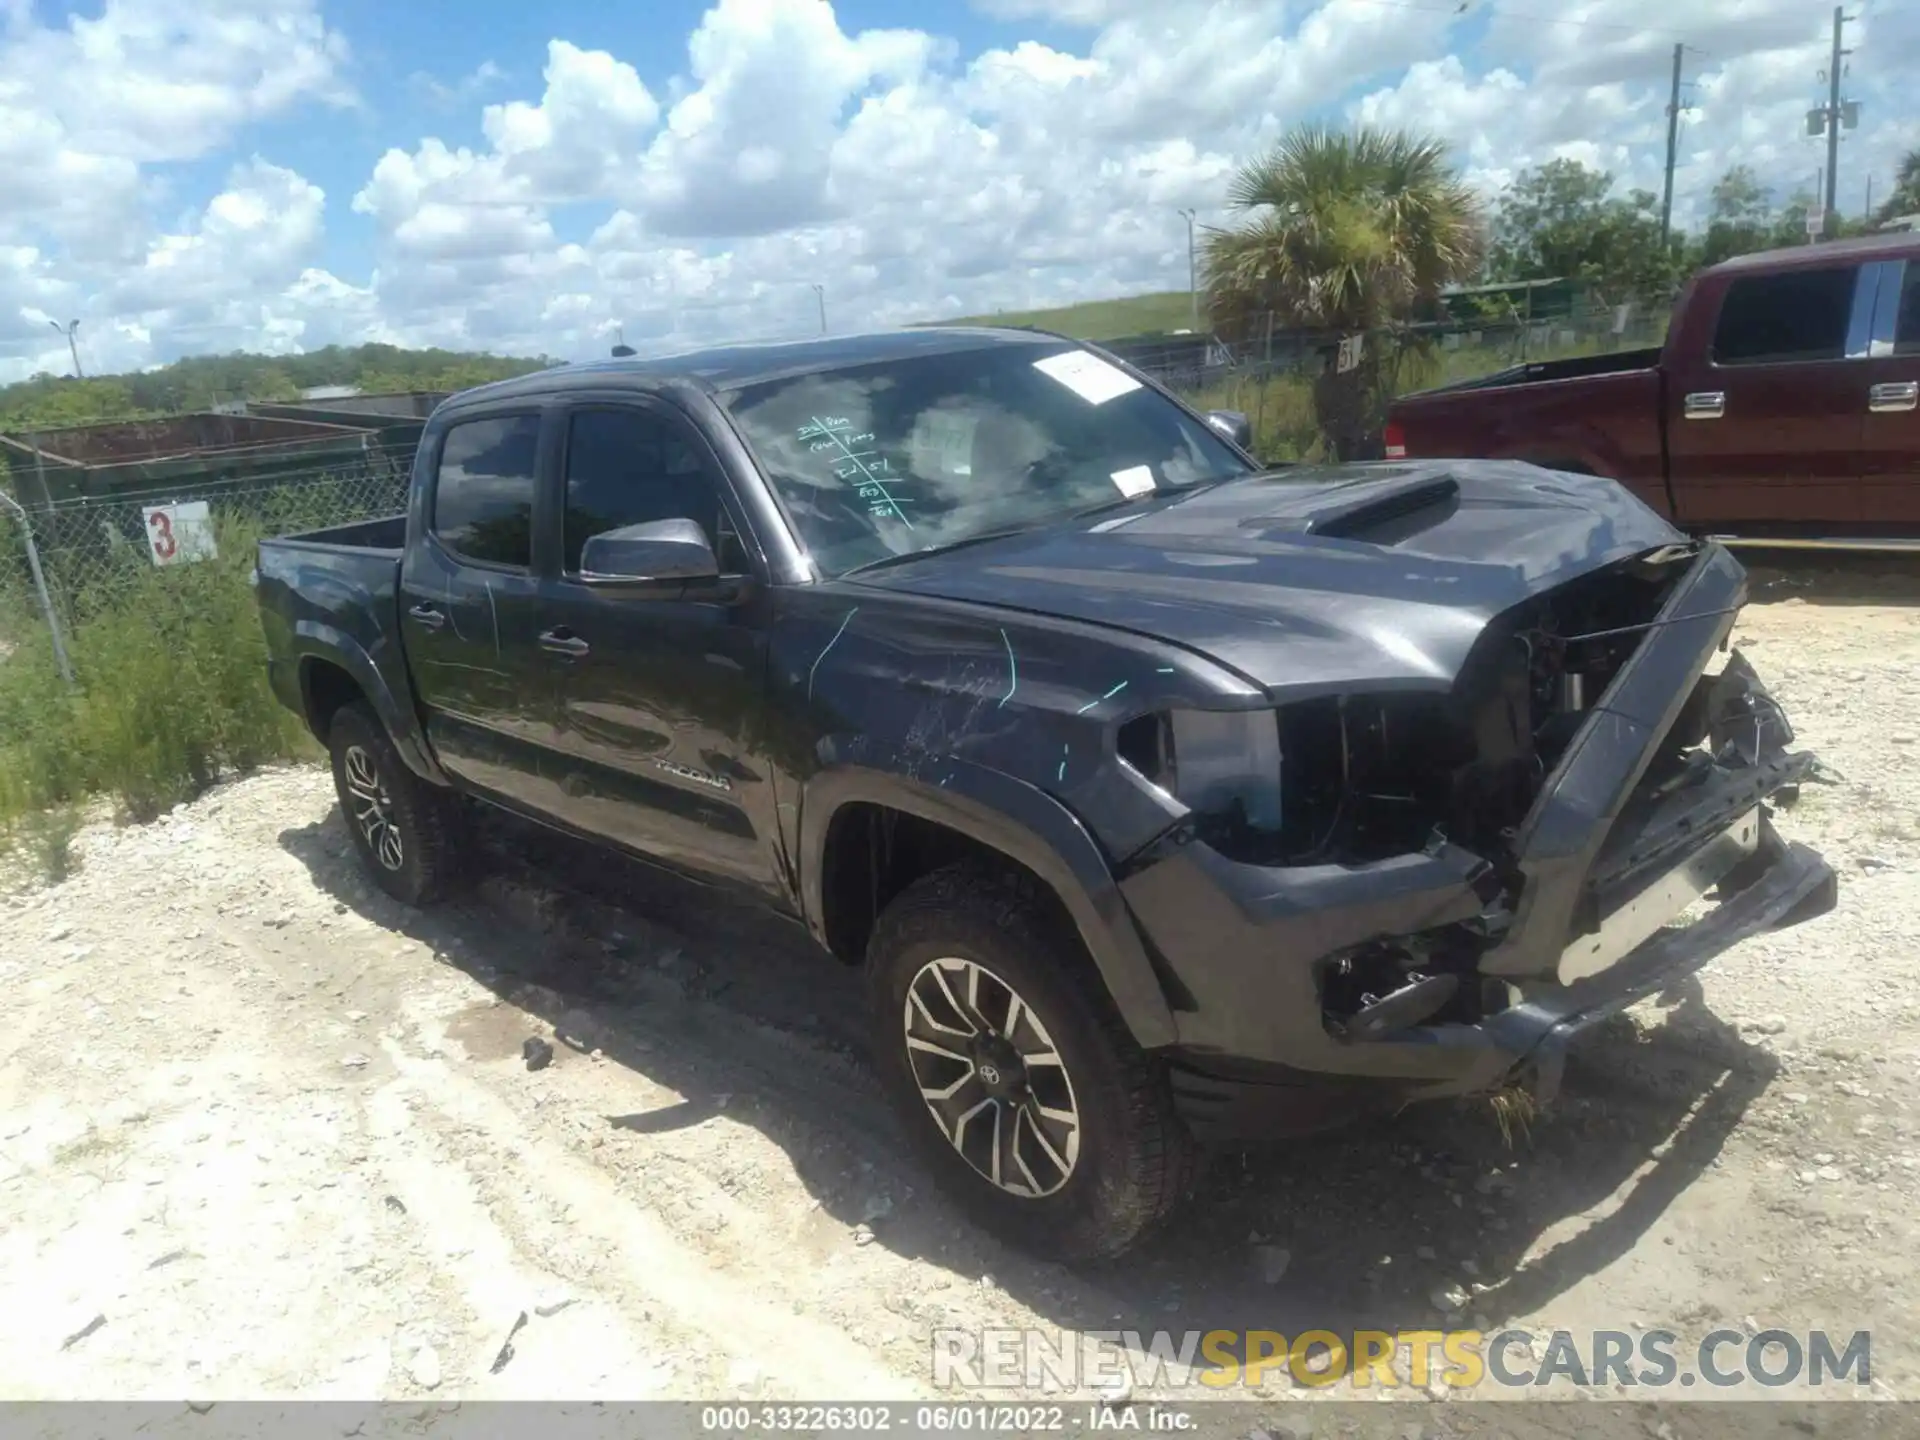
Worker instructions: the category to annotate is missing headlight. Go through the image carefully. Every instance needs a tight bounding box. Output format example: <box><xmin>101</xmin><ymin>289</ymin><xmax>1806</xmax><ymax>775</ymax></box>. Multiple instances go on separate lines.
<box><xmin>1116</xmin><ymin>707</ymin><xmax>1283</xmax><ymax>844</ymax></box>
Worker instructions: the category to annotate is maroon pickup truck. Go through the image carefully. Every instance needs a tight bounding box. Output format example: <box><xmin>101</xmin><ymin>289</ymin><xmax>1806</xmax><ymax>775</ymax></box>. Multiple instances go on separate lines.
<box><xmin>1385</xmin><ymin>232</ymin><xmax>1920</xmax><ymax>545</ymax></box>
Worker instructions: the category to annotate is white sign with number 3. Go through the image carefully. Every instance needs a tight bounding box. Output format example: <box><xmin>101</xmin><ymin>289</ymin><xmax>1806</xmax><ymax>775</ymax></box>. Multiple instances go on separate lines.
<box><xmin>142</xmin><ymin>501</ymin><xmax>219</xmax><ymax>567</ymax></box>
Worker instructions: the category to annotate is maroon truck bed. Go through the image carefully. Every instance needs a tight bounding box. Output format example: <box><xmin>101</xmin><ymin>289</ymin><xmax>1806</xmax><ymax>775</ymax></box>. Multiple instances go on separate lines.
<box><xmin>1388</xmin><ymin>352</ymin><xmax>1669</xmax><ymax>518</ymax></box>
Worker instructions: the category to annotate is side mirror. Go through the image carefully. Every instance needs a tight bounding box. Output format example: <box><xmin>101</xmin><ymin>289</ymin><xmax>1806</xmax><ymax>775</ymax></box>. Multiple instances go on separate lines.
<box><xmin>1205</xmin><ymin>409</ymin><xmax>1253</xmax><ymax>450</ymax></box>
<box><xmin>579</xmin><ymin>518</ymin><xmax>719</xmax><ymax>585</ymax></box>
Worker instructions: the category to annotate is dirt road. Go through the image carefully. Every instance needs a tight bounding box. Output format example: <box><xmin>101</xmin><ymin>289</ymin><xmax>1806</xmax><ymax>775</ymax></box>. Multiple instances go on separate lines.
<box><xmin>3</xmin><ymin>569</ymin><xmax>1919</xmax><ymax>1421</ymax></box>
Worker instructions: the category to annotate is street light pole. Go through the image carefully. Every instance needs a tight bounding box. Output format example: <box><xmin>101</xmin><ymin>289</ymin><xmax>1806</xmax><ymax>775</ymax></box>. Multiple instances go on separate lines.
<box><xmin>1177</xmin><ymin>209</ymin><xmax>1198</xmax><ymax>330</ymax></box>
<box><xmin>811</xmin><ymin>283</ymin><xmax>826</xmax><ymax>335</ymax></box>
<box><xmin>48</xmin><ymin>319</ymin><xmax>82</xmax><ymax>379</ymax></box>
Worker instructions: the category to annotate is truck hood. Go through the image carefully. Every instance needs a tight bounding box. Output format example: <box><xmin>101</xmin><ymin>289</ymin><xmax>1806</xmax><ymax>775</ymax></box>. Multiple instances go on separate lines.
<box><xmin>846</xmin><ymin>460</ymin><xmax>1691</xmax><ymax>696</ymax></box>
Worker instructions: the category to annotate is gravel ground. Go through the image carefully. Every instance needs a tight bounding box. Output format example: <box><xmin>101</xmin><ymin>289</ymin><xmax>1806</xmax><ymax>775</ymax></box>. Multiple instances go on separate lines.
<box><xmin>2</xmin><ymin>560</ymin><xmax>1918</xmax><ymax>1431</ymax></box>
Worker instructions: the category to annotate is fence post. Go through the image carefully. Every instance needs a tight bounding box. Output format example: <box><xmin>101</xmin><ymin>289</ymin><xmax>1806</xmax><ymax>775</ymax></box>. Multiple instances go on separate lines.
<box><xmin>0</xmin><ymin>439</ymin><xmax>77</xmax><ymax>687</ymax></box>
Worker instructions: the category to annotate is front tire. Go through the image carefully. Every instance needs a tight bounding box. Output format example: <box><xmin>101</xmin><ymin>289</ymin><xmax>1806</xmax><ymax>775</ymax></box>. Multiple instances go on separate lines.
<box><xmin>327</xmin><ymin>702</ymin><xmax>462</xmax><ymax>906</ymax></box>
<box><xmin>866</xmin><ymin>863</ymin><xmax>1199</xmax><ymax>1260</ymax></box>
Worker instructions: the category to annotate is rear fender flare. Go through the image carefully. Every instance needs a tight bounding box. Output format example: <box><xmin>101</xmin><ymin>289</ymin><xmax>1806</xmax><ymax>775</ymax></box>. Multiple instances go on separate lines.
<box><xmin>294</xmin><ymin>622</ymin><xmax>447</xmax><ymax>785</ymax></box>
<box><xmin>800</xmin><ymin>753</ymin><xmax>1177</xmax><ymax>1050</ymax></box>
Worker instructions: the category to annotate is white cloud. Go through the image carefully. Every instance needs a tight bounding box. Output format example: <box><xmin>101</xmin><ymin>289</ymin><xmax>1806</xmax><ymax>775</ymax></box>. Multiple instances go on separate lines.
<box><xmin>410</xmin><ymin>59</ymin><xmax>506</xmax><ymax>110</ymax></box>
<box><xmin>111</xmin><ymin>159</ymin><xmax>325</xmax><ymax>310</ymax></box>
<box><xmin>353</xmin><ymin>38</ymin><xmax>660</xmax><ymax>259</ymax></box>
<box><xmin>0</xmin><ymin>0</ymin><xmax>349</xmax><ymax>177</ymax></box>
<box><xmin>1360</xmin><ymin>0</ymin><xmax>1920</xmax><ymax>228</ymax></box>
<box><xmin>482</xmin><ymin>41</ymin><xmax>658</xmax><ymax>191</ymax></box>
<box><xmin>0</xmin><ymin>0</ymin><xmax>354</xmax><ymax>379</ymax></box>
<box><xmin>5</xmin><ymin>0</ymin><xmax>1919</xmax><ymax>384</ymax></box>
<box><xmin>630</xmin><ymin>0</ymin><xmax>942</xmax><ymax>237</ymax></box>
<box><xmin>347</xmin><ymin>0</ymin><xmax>1468</xmax><ymax>357</ymax></box>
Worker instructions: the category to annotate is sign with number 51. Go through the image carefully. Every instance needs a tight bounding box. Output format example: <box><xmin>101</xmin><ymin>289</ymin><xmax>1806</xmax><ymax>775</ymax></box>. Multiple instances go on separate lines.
<box><xmin>141</xmin><ymin>501</ymin><xmax>219</xmax><ymax>567</ymax></box>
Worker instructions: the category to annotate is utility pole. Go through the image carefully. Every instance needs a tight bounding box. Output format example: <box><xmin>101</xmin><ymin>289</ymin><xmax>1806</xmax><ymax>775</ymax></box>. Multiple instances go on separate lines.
<box><xmin>1824</xmin><ymin>6</ymin><xmax>1847</xmax><ymax>224</ymax></box>
<box><xmin>1177</xmin><ymin>208</ymin><xmax>1198</xmax><ymax>330</ymax></box>
<box><xmin>810</xmin><ymin>283</ymin><xmax>826</xmax><ymax>335</ymax></box>
<box><xmin>1659</xmin><ymin>42</ymin><xmax>1683</xmax><ymax>248</ymax></box>
<box><xmin>48</xmin><ymin>319</ymin><xmax>81</xmax><ymax>378</ymax></box>
<box><xmin>1807</xmin><ymin>7</ymin><xmax>1856</xmax><ymax>235</ymax></box>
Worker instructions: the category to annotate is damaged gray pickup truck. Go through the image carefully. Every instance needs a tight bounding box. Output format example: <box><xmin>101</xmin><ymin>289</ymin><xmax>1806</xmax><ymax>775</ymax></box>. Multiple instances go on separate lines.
<box><xmin>255</xmin><ymin>327</ymin><xmax>1836</xmax><ymax>1259</ymax></box>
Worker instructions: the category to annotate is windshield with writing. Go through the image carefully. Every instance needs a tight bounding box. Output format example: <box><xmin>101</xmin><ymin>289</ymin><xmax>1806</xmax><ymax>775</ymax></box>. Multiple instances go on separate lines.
<box><xmin>718</xmin><ymin>343</ymin><xmax>1253</xmax><ymax>577</ymax></box>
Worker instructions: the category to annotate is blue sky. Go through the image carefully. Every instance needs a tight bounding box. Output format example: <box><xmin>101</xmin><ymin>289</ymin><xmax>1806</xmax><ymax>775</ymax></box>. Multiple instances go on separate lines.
<box><xmin>1</xmin><ymin>0</ymin><xmax>1915</xmax><ymax>382</ymax></box>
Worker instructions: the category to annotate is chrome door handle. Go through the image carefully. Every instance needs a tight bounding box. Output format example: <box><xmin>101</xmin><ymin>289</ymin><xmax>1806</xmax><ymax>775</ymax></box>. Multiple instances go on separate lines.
<box><xmin>539</xmin><ymin>627</ymin><xmax>590</xmax><ymax>658</ymax></box>
<box><xmin>1684</xmin><ymin>391</ymin><xmax>1725</xmax><ymax>420</ymax></box>
<box><xmin>1869</xmin><ymin>381</ymin><xmax>1918</xmax><ymax>413</ymax></box>
<box><xmin>408</xmin><ymin>603</ymin><xmax>447</xmax><ymax>630</ymax></box>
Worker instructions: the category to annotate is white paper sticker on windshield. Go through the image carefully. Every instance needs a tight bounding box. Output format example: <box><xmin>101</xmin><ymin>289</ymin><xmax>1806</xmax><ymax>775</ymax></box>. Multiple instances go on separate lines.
<box><xmin>1032</xmin><ymin>350</ymin><xmax>1142</xmax><ymax>405</ymax></box>
<box><xmin>1110</xmin><ymin>465</ymin><xmax>1155</xmax><ymax>498</ymax></box>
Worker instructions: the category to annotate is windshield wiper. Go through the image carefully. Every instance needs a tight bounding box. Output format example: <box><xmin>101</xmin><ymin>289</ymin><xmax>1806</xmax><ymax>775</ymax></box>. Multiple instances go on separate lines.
<box><xmin>837</xmin><ymin>525</ymin><xmax>1039</xmax><ymax>578</ymax></box>
<box><xmin>1071</xmin><ymin>492</ymin><xmax>1157</xmax><ymax>521</ymax></box>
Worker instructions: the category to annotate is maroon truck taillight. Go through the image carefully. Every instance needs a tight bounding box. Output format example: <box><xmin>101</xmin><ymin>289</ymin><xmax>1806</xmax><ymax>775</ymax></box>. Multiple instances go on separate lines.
<box><xmin>1383</xmin><ymin>420</ymin><xmax>1407</xmax><ymax>460</ymax></box>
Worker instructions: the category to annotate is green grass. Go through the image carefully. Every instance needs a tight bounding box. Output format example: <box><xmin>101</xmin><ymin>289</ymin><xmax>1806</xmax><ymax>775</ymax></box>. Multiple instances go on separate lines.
<box><xmin>935</xmin><ymin>291</ymin><xmax>1199</xmax><ymax>342</ymax></box>
<box><xmin>0</xmin><ymin>511</ymin><xmax>317</xmax><ymax>880</ymax></box>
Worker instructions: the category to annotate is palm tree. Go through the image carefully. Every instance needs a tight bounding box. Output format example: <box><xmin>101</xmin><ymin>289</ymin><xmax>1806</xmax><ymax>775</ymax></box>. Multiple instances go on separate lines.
<box><xmin>1202</xmin><ymin>125</ymin><xmax>1484</xmax><ymax>460</ymax></box>
<box><xmin>1875</xmin><ymin>147</ymin><xmax>1920</xmax><ymax>226</ymax></box>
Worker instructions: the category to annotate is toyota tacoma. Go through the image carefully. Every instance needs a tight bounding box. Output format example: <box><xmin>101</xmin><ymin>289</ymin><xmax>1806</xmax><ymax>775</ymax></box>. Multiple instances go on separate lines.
<box><xmin>255</xmin><ymin>327</ymin><xmax>1836</xmax><ymax>1258</ymax></box>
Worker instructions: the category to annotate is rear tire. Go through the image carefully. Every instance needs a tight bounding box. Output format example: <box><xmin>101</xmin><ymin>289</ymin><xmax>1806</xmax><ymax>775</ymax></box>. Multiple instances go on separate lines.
<box><xmin>327</xmin><ymin>702</ymin><xmax>463</xmax><ymax>906</ymax></box>
<box><xmin>866</xmin><ymin>862</ymin><xmax>1200</xmax><ymax>1260</ymax></box>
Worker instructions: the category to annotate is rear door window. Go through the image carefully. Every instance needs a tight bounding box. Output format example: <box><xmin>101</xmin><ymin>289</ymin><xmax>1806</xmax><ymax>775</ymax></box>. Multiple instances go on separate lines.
<box><xmin>1895</xmin><ymin>264</ymin><xmax>1920</xmax><ymax>356</ymax></box>
<box><xmin>431</xmin><ymin>414</ymin><xmax>542</xmax><ymax>568</ymax></box>
<box><xmin>1711</xmin><ymin>267</ymin><xmax>1857</xmax><ymax>365</ymax></box>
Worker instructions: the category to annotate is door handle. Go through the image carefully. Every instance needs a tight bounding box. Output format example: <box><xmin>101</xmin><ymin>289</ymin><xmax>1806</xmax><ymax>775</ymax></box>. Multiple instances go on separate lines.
<box><xmin>539</xmin><ymin>627</ymin><xmax>590</xmax><ymax>658</ymax></box>
<box><xmin>408</xmin><ymin>603</ymin><xmax>447</xmax><ymax>631</ymax></box>
<box><xmin>1869</xmin><ymin>381</ymin><xmax>1919</xmax><ymax>413</ymax></box>
<box><xmin>1683</xmin><ymin>391</ymin><xmax>1725</xmax><ymax>420</ymax></box>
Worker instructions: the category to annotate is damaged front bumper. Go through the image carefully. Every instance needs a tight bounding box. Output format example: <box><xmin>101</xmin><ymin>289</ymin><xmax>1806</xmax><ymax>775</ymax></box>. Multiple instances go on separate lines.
<box><xmin>1474</xmin><ymin>815</ymin><xmax>1832</xmax><ymax>1109</ymax></box>
<box><xmin>1116</xmin><ymin>543</ymin><xmax>1837</xmax><ymax>1145</ymax></box>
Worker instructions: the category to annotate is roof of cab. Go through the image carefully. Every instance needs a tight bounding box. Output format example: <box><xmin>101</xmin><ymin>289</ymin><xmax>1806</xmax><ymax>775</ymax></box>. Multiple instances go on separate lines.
<box><xmin>1700</xmin><ymin>229</ymin><xmax>1920</xmax><ymax>277</ymax></box>
<box><xmin>446</xmin><ymin>326</ymin><xmax>1067</xmax><ymax>408</ymax></box>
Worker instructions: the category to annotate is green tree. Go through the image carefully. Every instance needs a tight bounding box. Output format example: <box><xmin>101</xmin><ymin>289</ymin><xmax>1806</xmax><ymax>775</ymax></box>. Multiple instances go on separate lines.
<box><xmin>1874</xmin><ymin>148</ymin><xmax>1920</xmax><ymax>225</ymax></box>
<box><xmin>1700</xmin><ymin>164</ymin><xmax>1776</xmax><ymax>266</ymax></box>
<box><xmin>1490</xmin><ymin>158</ymin><xmax>1679</xmax><ymax>299</ymax></box>
<box><xmin>1769</xmin><ymin>190</ymin><xmax>1870</xmax><ymax>249</ymax></box>
<box><xmin>1200</xmin><ymin>124</ymin><xmax>1484</xmax><ymax>460</ymax></box>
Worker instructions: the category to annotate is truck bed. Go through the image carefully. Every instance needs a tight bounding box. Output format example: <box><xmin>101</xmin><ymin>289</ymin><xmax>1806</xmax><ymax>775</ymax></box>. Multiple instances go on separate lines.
<box><xmin>256</xmin><ymin>514</ymin><xmax>423</xmax><ymax>766</ymax></box>
<box><xmin>1400</xmin><ymin>345</ymin><xmax>1662</xmax><ymax>400</ymax></box>
<box><xmin>266</xmin><ymin>513</ymin><xmax>407</xmax><ymax>554</ymax></box>
<box><xmin>1387</xmin><ymin>351</ymin><xmax>1668</xmax><ymax>514</ymax></box>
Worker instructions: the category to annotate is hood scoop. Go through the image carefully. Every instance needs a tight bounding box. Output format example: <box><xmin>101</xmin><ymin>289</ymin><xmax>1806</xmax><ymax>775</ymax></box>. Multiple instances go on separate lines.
<box><xmin>1239</xmin><ymin>472</ymin><xmax>1462</xmax><ymax>542</ymax></box>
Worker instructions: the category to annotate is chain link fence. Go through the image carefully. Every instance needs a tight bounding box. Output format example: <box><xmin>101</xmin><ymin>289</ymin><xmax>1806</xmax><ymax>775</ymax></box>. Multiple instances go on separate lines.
<box><xmin>1115</xmin><ymin>289</ymin><xmax>1677</xmax><ymax>463</ymax></box>
<box><xmin>0</xmin><ymin>442</ymin><xmax>413</xmax><ymax>670</ymax></box>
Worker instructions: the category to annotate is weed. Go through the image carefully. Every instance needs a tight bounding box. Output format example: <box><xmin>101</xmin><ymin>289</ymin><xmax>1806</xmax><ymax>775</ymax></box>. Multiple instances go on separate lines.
<box><xmin>0</xmin><ymin>511</ymin><xmax>314</xmax><ymax>842</ymax></box>
<box><xmin>19</xmin><ymin>803</ymin><xmax>82</xmax><ymax>883</ymax></box>
<box><xmin>52</xmin><ymin>1124</ymin><xmax>126</xmax><ymax>1167</ymax></box>
<box><xmin>1488</xmin><ymin>1086</ymin><xmax>1539</xmax><ymax>1147</ymax></box>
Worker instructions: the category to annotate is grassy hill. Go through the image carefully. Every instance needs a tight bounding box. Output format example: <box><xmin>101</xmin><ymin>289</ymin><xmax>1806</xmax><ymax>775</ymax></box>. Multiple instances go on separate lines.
<box><xmin>1</xmin><ymin>343</ymin><xmax>551</xmax><ymax>433</ymax></box>
<box><xmin>937</xmin><ymin>291</ymin><xmax>1198</xmax><ymax>342</ymax></box>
